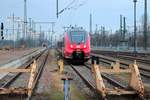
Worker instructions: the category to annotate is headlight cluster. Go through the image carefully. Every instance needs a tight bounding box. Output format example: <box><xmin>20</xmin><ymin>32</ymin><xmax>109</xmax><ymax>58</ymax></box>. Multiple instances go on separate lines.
<box><xmin>70</xmin><ymin>45</ymin><xmax>73</xmax><ymax>48</ymax></box>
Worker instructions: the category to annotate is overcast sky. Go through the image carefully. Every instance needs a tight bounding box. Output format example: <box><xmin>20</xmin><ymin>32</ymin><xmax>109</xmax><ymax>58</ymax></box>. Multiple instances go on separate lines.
<box><xmin>0</xmin><ymin>0</ymin><xmax>149</xmax><ymax>34</ymax></box>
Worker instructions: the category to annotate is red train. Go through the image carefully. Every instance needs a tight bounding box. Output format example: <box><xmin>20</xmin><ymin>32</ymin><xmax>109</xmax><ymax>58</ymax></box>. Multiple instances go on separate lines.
<box><xmin>62</xmin><ymin>27</ymin><xmax>90</xmax><ymax>62</ymax></box>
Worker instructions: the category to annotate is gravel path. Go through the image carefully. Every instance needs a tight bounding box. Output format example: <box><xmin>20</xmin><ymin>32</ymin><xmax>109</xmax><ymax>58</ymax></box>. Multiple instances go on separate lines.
<box><xmin>33</xmin><ymin>49</ymin><xmax>86</xmax><ymax>100</ymax></box>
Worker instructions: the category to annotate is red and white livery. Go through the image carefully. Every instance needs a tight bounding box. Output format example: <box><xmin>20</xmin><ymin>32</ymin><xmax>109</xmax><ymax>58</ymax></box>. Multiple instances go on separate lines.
<box><xmin>62</xmin><ymin>27</ymin><xmax>90</xmax><ymax>62</ymax></box>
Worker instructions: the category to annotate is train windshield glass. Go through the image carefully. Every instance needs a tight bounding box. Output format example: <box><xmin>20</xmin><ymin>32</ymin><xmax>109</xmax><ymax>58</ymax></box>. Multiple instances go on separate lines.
<box><xmin>70</xmin><ymin>31</ymin><xmax>86</xmax><ymax>44</ymax></box>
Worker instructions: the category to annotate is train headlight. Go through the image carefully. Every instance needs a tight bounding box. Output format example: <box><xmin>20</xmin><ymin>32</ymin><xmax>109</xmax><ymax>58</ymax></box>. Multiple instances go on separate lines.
<box><xmin>84</xmin><ymin>45</ymin><xmax>86</xmax><ymax>48</ymax></box>
<box><xmin>70</xmin><ymin>45</ymin><xmax>73</xmax><ymax>48</ymax></box>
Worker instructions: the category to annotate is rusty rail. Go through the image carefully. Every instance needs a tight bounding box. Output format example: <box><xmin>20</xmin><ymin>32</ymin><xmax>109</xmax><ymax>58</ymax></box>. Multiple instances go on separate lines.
<box><xmin>90</xmin><ymin>56</ymin><xmax>144</xmax><ymax>98</ymax></box>
<box><xmin>0</xmin><ymin>49</ymin><xmax>48</xmax><ymax>100</ymax></box>
<box><xmin>1</xmin><ymin>49</ymin><xmax>45</xmax><ymax>88</ymax></box>
<box><xmin>91</xmin><ymin>53</ymin><xmax>150</xmax><ymax>78</ymax></box>
<box><xmin>27</xmin><ymin>50</ymin><xmax>49</xmax><ymax>100</ymax></box>
<box><xmin>70</xmin><ymin>63</ymin><xmax>144</xmax><ymax>99</ymax></box>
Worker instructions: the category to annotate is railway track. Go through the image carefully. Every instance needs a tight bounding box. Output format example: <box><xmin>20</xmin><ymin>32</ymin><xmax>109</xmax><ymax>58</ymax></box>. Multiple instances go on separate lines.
<box><xmin>91</xmin><ymin>53</ymin><xmax>150</xmax><ymax>78</ymax></box>
<box><xmin>84</xmin><ymin>64</ymin><xmax>127</xmax><ymax>89</ymax></box>
<box><xmin>26</xmin><ymin>49</ymin><xmax>49</xmax><ymax>99</ymax></box>
<box><xmin>0</xmin><ymin>49</ymin><xmax>45</xmax><ymax>88</ymax></box>
<box><xmin>116</xmin><ymin>55</ymin><xmax>150</xmax><ymax>64</ymax></box>
<box><xmin>69</xmin><ymin>64</ymin><xmax>142</xmax><ymax>100</ymax></box>
<box><xmin>56</xmin><ymin>48</ymin><xmax>147</xmax><ymax>99</ymax></box>
<box><xmin>92</xmin><ymin>50</ymin><xmax>150</xmax><ymax>57</ymax></box>
<box><xmin>0</xmin><ymin>49</ymin><xmax>49</xmax><ymax>100</ymax></box>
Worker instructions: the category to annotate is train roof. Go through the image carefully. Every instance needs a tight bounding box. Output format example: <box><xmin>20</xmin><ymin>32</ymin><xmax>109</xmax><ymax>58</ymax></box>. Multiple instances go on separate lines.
<box><xmin>66</xmin><ymin>27</ymin><xmax>86</xmax><ymax>32</ymax></box>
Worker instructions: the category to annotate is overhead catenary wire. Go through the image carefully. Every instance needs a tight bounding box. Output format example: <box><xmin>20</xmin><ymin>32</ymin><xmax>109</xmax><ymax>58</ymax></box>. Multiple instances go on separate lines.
<box><xmin>64</xmin><ymin>0</ymin><xmax>89</xmax><ymax>10</ymax></box>
<box><xmin>57</xmin><ymin>0</ymin><xmax>76</xmax><ymax>15</ymax></box>
<box><xmin>57</xmin><ymin>0</ymin><xmax>88</xmax><ymax>16</ymax></box>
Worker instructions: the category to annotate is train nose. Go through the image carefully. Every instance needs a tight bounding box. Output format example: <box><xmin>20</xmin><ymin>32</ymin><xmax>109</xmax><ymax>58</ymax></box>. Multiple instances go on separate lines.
<box><xmin>71</xmin><ymin>43</ymin><xmax>86</xmax><ymax>49</ymax></box>
<box><xmin>72</xmin><ymin>51</ymin><xmax>84</xmax><ymax>59</ymax></box>
<box><xmin>76</xmin><ymin>45</ymin><xmax>80</xmax><ymax>48</ymax></box>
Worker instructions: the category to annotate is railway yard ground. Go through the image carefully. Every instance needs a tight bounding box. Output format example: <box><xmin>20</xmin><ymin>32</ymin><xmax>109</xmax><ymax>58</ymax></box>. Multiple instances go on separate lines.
<box><xmin>0</xmin><ymin>48</ymin><xmax>150</xmax><ymax>100</ymax></box>
<box><xmin>32</xmin><ymin>49</ymin><xmax>87</xmax><ymax>100</ymax></box>
<box><xmin>1</xmin><ymin>0</ymin><xmax>150</xmax><ymax>99</ymax></box>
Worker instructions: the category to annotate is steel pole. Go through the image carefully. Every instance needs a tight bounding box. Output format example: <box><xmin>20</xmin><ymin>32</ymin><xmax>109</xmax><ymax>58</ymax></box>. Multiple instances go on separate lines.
<box><xmin>24</xmin><ymin>0</ymin><xmax>27</xmax><ymax>40</ymax></box>
<box><xmin>120</xmin><ymin>15</ymin><xmax>123</xmax><ymax>40</ymax></box>
<box><xmin>133</xmin><ymin>0</ymin><xmax>137</xmax><ymax>55</ymax></box>
<box><xmin>56</xmin><ymin>0</ymin><xmax>58</xmax><ymax>18</ymax></box>
<box><xmin>144</xmin><ymin>0</ymin><xmax>148</xmax><ymax>50</ymax></box>
<box><xmin>51</xmin><ymin>22</ymin><xmax>55</xmax><ymax>47</ymax></box>
<box><xmin>13</xmin><ymin>13</ymin><xmax>15</xmax><ymax>48</ymax></box>
<box><xmin>123</xmin><ymin>17</ymin><xmax>126</xmax><ymax>41</ymax></box>
<box><xmin>90</xmin><ymin>14</ymin><xmax>92</xmax><ymax>34</ymax></box>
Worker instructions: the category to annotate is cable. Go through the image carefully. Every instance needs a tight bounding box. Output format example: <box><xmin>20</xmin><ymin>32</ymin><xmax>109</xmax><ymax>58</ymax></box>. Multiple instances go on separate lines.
<box><xmin>58</xmin><ymin>0</ymin><xmax>76</xmax><ymax>15</ymax></box>
<box><xmin>65</xmin><ymin>0</ymin><xmax>76</xmax><ymax>9</ymax></box>
<box><xmin>58</xmin><ymin>0</ymin><xmax>88</xmax><ymax>14</ymax></box>
<box><xmin>67</xmin><ymin>0</ymin><xmax>89</xmax><ymax>10</ymax></box>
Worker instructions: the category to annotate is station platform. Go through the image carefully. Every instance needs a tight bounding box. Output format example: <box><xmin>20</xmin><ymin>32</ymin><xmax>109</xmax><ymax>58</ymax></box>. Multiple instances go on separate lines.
<box><xmin>0</xmin><ymin>48</ymin><xmax>39</xmax><ymax>66</ymax></box>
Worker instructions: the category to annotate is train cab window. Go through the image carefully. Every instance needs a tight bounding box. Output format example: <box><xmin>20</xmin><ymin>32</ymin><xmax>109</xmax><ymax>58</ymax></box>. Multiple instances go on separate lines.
<box><xmin>69</xmin><ymin>31</ymin><xmax>87</xmax><ymax>44</ymax></box>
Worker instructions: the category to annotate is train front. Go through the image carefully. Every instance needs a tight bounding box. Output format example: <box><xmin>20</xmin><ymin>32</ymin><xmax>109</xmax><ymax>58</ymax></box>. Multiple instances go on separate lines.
<box><xmin>64</xmin><ymin>29</ymin><xmax>90</xmax><ymax>62</ymax></box>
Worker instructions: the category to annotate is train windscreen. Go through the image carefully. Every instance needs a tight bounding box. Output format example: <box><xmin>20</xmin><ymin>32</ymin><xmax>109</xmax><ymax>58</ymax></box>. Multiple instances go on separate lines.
<box><xmin>69</xmin><ymin>31</ymin><xmax>86</xmax><ymax>44</ymax></box>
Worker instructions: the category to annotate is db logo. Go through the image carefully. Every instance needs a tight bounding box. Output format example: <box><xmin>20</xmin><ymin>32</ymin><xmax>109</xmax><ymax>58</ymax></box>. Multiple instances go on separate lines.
<box><xmin>77</xmin><ymin>45</ymin><xmax>80</xmax><ymax>48</ymax></box>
